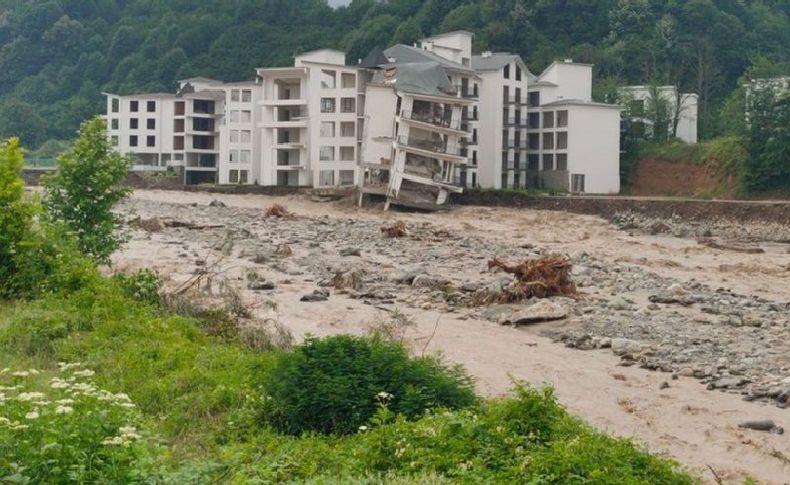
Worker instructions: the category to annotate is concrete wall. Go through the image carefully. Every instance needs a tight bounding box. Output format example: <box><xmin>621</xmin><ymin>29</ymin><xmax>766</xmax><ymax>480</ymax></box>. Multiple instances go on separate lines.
<box><xmin>361</xmin><ymin>85</ymin><xmax>397</xmax><ymax>165</ymax></box>
<box><xmin>566</xmin><ymin>104</ymin><xmax>621</xmax><ymax>194</ymax></box>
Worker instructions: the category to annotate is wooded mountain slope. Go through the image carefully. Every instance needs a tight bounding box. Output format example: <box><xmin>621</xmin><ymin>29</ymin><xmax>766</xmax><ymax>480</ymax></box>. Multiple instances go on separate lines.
<box><xmin>0</xmin><ymin>0</ymin><xmax>788</xmax><ymax>148</ymax></box>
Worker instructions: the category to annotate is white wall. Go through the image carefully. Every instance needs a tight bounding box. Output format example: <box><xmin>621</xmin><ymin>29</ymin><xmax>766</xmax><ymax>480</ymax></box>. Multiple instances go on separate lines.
<box><xmin>420</xmin><ymin>32</ymin><xmax>472</xmax><ymax>65</ymax></box>
<box><xmin>295</xmin><ymin>50</ymin><xmax>346</xmax><ymax>67</ymax></box>
<box><xmin>539</xmin><ymin>63</ymin><xmax>592</xmax><ymax>102</ymax></box>
<box><xmin>361</xmin><ymin>85</ymin><xmax>397</xmax><ymax>166</ymax></box>
<box><xmin>566</xmin><ymin>105</ymin><xmax>621</xmax><ymax>194</ymax></box>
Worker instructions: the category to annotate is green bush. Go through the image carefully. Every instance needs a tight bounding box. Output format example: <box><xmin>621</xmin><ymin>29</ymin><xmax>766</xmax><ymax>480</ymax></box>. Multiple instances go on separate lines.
<box><xmin>114</xmin><ymin>268</ymin><xmax>162</xmax><ymax>305</ymax></box>
<box><xmin>43</xmin><ymin>117</ymin><xmax>132</xmax><ymax>263</ymax></box>
<box><xmin>0</xmin><ymin>364</ymin><xmax>156</xmax><ymax>483</ymax></box>
<box><xmin>260</xmin><ymin>335</ymin><xmax>477</xmax><ymax>435</ymax></box>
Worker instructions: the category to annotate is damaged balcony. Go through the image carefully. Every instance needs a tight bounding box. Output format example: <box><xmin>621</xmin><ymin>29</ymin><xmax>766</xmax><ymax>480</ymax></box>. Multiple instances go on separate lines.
<box><xmin>395</xmin><ymin>135</ymin><xmax>465</xmax><ymax>160</ymax></box>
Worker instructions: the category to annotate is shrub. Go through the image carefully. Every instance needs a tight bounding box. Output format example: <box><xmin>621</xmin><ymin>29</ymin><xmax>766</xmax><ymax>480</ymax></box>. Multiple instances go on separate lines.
<box><xmin>0</xmin><ymin>364</ymin><xmax>156</xmax><ymax>483</ymax></box>
<box><xmin>43</xmin><ymin>116</ymin><xmax>132</xmax><ymax>263</ymax></box>
<box><xmin>114</xmin><ymin>268</ymin><xmax>162</xmax><ymax>305</ymax></box>
<box><xmin>260</xmin><ymin>335</ymin><xmax>477</xmax><ymax>435</ymax></box>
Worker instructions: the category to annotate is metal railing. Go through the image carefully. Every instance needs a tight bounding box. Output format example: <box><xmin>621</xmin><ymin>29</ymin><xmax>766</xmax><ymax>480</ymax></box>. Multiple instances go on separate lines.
<box><xmin>396</xmin><ymin>135</ymin><xmax>463</xmax><ymax>157</ymax></box>
<box><xmin>400</xmin><ymin>110</ymin><xmax>459</xmax><ymax>130</ymax></box>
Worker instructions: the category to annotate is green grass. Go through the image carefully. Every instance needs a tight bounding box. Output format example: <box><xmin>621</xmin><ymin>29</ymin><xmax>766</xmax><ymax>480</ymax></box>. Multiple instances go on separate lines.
<box><xmin>638</xmin><ymin>137</ymin><xmax>747</xmax><ymax>173</ymax></box>
<box><xmin>0</xmin><ymin>277</ymin><xmax>697</xmax><ymax>483</ymax></box>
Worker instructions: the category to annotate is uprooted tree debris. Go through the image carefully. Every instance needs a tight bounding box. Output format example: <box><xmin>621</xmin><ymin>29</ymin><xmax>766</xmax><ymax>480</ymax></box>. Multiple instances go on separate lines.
<box><xmin>480</xmin><ymin>255</ymin><xmax>577</xmax><ymax>303</ymax></box>
<box><xmin>381</xmin><ymin>221</ymin><xmax>408</xmax><ymax>238</ymax></box>
<box><xmin>265</xmin><ymin>203</ymin><xmax>292</xmax><ymax>219</ymax></box>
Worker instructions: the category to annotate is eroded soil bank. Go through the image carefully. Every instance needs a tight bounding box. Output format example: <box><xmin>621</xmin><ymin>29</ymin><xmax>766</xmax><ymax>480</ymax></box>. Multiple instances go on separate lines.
<box><xmin>115</xmin><ymin>190</ymin><xmax>790</xmax><ymax>484</ymax></box>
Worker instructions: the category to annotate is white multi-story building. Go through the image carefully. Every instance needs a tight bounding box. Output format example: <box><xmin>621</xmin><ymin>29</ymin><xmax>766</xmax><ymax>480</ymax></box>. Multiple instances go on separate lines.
<box><xmin>106</xmin><ymin>31</ymin><xmax>622</xmax><ymax>200</ymax></box>
<box><xmin>619</xmin><ymin>85</ymin><xmax>699</xmax><ymax>144</ymax></box>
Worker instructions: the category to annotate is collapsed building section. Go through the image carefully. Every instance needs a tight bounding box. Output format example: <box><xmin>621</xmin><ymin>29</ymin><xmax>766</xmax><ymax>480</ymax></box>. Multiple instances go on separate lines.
<box><xmin>359</xmin><ymin>51</ymin><xmax>476</xmax><ymax>210</ymax></box>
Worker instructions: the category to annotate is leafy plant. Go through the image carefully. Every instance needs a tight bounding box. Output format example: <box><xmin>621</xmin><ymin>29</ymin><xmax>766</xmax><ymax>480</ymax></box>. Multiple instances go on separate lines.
<box><xmin>260</xmin><ymin>335</ymin><xmax>477</xmax><ymax>435</ymax></box>
<box><xmin>114</xmin><ymin>268</ymin><xmax>162</xmax><ymax>304</ymax></box>
<box><xmin>43</xmin><ymin>117</ymin><xmax>132</xmax><ymax>263</ymax></box>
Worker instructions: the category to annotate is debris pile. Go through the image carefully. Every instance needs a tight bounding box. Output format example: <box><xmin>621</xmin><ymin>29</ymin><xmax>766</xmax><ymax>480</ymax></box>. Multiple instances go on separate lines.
<box><xmin>381</xmin><ymin>221</ymin><xmax>408</xmax><ymax>238</ymax></box>
<box><xmin>482</xmin><ymin>255</ymin><xmax>576</xmax><ymax>303</ymax></box>
<box><xmin>265</xmin><ymin>203</ymin><xmax>292</xmax><ymax>219</ymax></box>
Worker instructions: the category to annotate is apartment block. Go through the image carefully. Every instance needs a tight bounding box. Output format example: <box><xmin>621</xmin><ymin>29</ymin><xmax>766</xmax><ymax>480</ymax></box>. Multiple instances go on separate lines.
<box><xmin>619</xmin><ymin>85</ymin><xmax>699</xmax><ymax>144</ymax></box>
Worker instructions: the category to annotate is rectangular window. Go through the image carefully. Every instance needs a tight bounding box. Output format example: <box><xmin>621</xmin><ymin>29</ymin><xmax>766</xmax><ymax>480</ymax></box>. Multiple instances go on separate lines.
<box><xmin>557</xmin><ymin>110</ymin><xmax>568</xmax><ymax>128</ymax></box>
<box><xmin>241</xmin><ymin>90</ymin><xmax>252</xmax><ymax>102</ymax></box>
<box><xmin>146</xmin><ymin>135</ymin><xmax>155</xmax><ymax>147</ymax></box>
<box><xmin>174</xmin><ymin>119</ymin><xmax>184</xmax><ymax>133</ymax></box>
<box><xmin>340</xmin><ymin>121</ymin><xmax>355</xmax><ymax>137</ymax></box>
<box><xmin>340</xmin><ymin>97</ymin><xmax>356</xmax><ymax>113</ymax></box>
<box><xmin>240</xmin><ymin>150</ymin><xmax>251</xmax><ymax>163</ymax></box>
<box><xmin>111</xmin><ymin>135</ymin><xmax>118</xmax><ymax>146</ymax></box>
<box><xmin>230</xmin><ymin>130</ymin><xmax>239</xmax><ymax>143</ymax></box>
<box><xmin>231</xmin><ymin>90</ymin><xmax>240</xmax><ymax>102</ymax></box>
<box><xmin>319</xmin><ymin>170</ymin><xmax>335</xmax><ymax>186</ymax></box>
<box><xmin>516</xmin><ymin>66</ymin><xmax>522</xmax><ymax>81</ymax></box>
<box><xmin>557</xmin><ymin>131</ymin><xmax>568</xmax><ymax>149</ymax></box>
<box><xmin>503</xmin><ymin>86</ymin><xmax>509</xmax><ymax>104</ymax></box>
<box><xmin>339</xmin><ymin>170</ymin><xmax>355</xmax><ymax>185</ymax></box>
<box><xmin>339</xmin><ymin>146</ymin><xmax>354</xmax><ymax>161</ymax></box>
<box><xmin>130</xmin><ymin>118</ymin><xmax>139</xmax><ymax>129</ymax></box>
<box><xmin>543</xmin><ymin>132</ymin><xmax>554</xmax><ymax>150</ymax></box>
<box><xmin>320</xmin><ymin>98</ymin><xmax>336</xmax><ymax>113</ymax></box>
<box><xmin>543</xmin><ymin>154</ymin><xmax>554</xmax><ymax>171</ymax></box>
<box><xmin>572</xmin><ymin>174</ymin><xmax>585</xmax><ymax>192</ymax></box>
<box><xmin>319</xmin><ymin>146</ymin><xmax>334</xmax><ymax>161</ymax></box>
<box><xmin>528</xmin><ymin>112</ymin><xmax>540</xmax><ymax>129</ymax></box>
<box><xmin>556</xmin><ymin>153</ymin><xmax>568</xmax><ymax>170</ymax></box>
<box><xmin>174</xmin><ymin>136</ymin><xmax>184</xmax><ymax>150</ymax></box>
<box><xmin>543</xmin><ymin>111</ymin><xmax>555</xmax><ymax>129</ymax></box>
<box><xmin>320</xmin><ymin>121</ymin><xmax>335</xmax><ymax>137</ymax></box>
<box><xmin>321</xmin><ymin>70</ymin><xmax>336</xmax><ymax>89</ymax></box>
<box><xmin>130</xmin><ymin>100</ymin><xmax>139</xmax><ymax>112</ymax></box>
<box><xmin>230</xmin><ymin>110</ymin><xmax>240</xmax><ymax>123</ymax></box>
<box><xmin>528</xmin><ymin>154</ymin><xmax>539</xmax><ymax>170</ymax></box>
<box><xmin>472</xmin><ymin>150</ymin><xmax>478</xmax><ymax>165</ymax></box>
<box><xmin>515</xmin><ymin>87</ymin><xmax>521</xmax><ymax>104</ymax></box>
<box><xmin>111</xmin><ymin>118</ymin><xmax>119</xmax><ymax>130</ymax></box>
<box><xmin>528</xmin><ymin>133</ymin><xmax>540</xmax><ymax>150</ymax></box>
<box><xmin>147</xmin><ymin>118</ymin><xmax>156</xmax><ymax>130</ymax></box>
<box><xmin>230</xmin><ymin>149</ymin><xmax>239</xmax><ymax>163</ymax></box>
<box><xmin>240</xmin><ymin>130</ymin><xmax>251</xmax><ymax>143</ymax></box>
<box><xmin>528</xmin><ymin>91</ymin><xmax>540</xmax><ymax>107</ymax></box>
<box><xmin>147</xmin><ymin>101</ymin><xmax>156</xmax><ymax>112</ymax></box>
<box><xmin>129</xmin><ymin>135</ymin><xmax>138</xmax><ymax>147</ymax></box>
<box><xmin>241</xmin><ymin>110</ymin><xmax>252</xmax><ymax>123</ymax></box>
<box><xmin>229</xmin><ymin>169</ymin><xmax>239</xmax><ymax>183</ymax></box>
<box><xmin>504</xmin><ymin>64</ymin><xmax>510</xmax><ymax>79</ymax></box>
<box><xmin>111</xmin><ymin>98</ymin><xmax>119</xmax><ymax>113</ymax></box>
<box><xmin>341</xmin><ymin>73</ymin><xmax>356</xmax><ymax>89</ymax></box>
<box><xmin>175</xmin><ymin>101</ymin><xmax>185</xmax><ymax>115</ymax></box>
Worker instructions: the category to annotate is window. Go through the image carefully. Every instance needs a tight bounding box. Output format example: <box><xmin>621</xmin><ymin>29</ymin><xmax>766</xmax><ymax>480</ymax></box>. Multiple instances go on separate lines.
<box><xmin>516</xmin><ymin>66</ymin><xmax>522</xmax><ymax>81</ymax></box>
<box><xmin>147</xmin><ymin>101</ymin><xmax>156</xmax><ymax>112</ymax></box>
<box><xmin>111</xmin><ymin>98</ymin><xmax>119</xmax><ymax>113</ymax></box>
<box><xmin>230</xmin><ymin>130</ymin><xmax>239</xmax><ymax>143</ymax></box>
<box><xmin>147</xmin><ymin>118</ymin><xmax>156</xmax><ymax>130</ymax></box>
<box><xmin>528</xmin><ymin>91</ymin><xmax>540</xmax><ymax>107</ymax></box>
<box><xmin>240</xmin><ymin>110</ymin><xmax>251</xmax><ymax>122</ymax></box>
<box><xmin>339</xmin><ymin>170</ymin><xmax>355</xmax><ymax>185</ymax></box>
<box><xmin>504</xmin><ymin>64</ymin><xmax>510</xmax><ymax>79</ymax></box>
<box><xmin>111</xmin><ymin>135</ymin><xmax>118</xmax><ymax>146</ymax></box>
<box><xmin>129</xmin><ymin>135</ymin><xmax>138</xmax><ymax>147</ymax></box>
<box><xmin>130</xmin><ymin>100</ymin><xmax>139</xmax><ymax>112</ymax></box>
<box><xmin>339</xmin><ymin>146</ymin><xmax>354</xmax><ymax>161</ymax></box>
<box><xmin>557</xmin><ymin>132</ymin><xmax>568</xmax><ymax>149</ymax></box>
<box><xmin>130</xmin><ymin>118</ymin><xmax>139</xmax><ymax>129</ymax></box>
<box><xmin>542</xmin><ymin>154</ymin><xmax>554</xmax><ymax>170</ymax></box>
<box><xmin>528</xmin><ymin>112</ymin><xmax>540</xmax><ymax>129</ymax></box>
<box><xmin>230</xmin><ymin>110</ymin><xmax>240</xmax><ymax>123</ymax></box>
<box><xmin>556</xmin><ymin>153</ymin><xmax>568</xmax><ymax>170</ymax></box>
<box><xmin>515</xmin><ymin>87</ymin><xmax>521</xmax><ymax>103</ymax></box>
<box><xmin>340</xmin><ymin>97</ymin><xmax>356</xmax><ymax>113</ymax></box>
<box><xmin>543</xmin><ymin>132</ymin><xmax>554</xmax><ymax>150</ymax></box>
<box><xmin>321</xmin><ymin>70</ymin><xmax>336</xmax><ymax>89</ymax></box>
<box><xmin>174</xmin><ymin>119</ymin><xmax>184</xmax><ymax>133</ymax></box>
<box><xmin>146</xmin><ymin>135</ymin><xmax>155</xmax><ymax>147</ymax></box>
<box><xmin>528</xmin><ymin>133</ymin><xmax>540</xmax><ymax>150</ymax></box>
<box><xmin>241</xmin><ymin>90</ymin><xmax>252</xmax><ymax>102</ymax></box>
<box><xmin>503</xmin><ymin>86</ymin><xmax>509</xmax><ymax>103</ymax></box>
<box><xmin>240</xmin><ymin>130</ymin><xmax>251</xmax><ymax>143</ymax></box>
<box><xmin>320</xmin><ymin>98</ymin><xmax>336</xmax><ymax>113</ymax></box>
<box><xmin>319</xmin><ymin>146</ymin><xmax>334</xmax><ymax>161</ymax></box>
<box><xmin>472</xmin><ymin>150</ymin><xmax>478</xmax><ymax>166</ymax></box>
<box><xmin>340</xmin><ymin>121</ymin><xmax>355</xmax><ymax>137</ymax></box>
<box><xmin>557</xmin><ymin>110</ymin><xmax>568</xmax><ymax>128</ymax></box>
<box><xmin>174</xmin><ymin>136</ymin><xmax>184</xmax><ymax>150</ymax></box>
<box><xmin>341</xmin><ymin>73</ymin><xmax>356</xmax><ymax>89</ymax></box>
<box><xmin>231</xmin><ymin>90</ymin><xmax>240</xmax><ymax>102</ymax></box>
<box><xmin>320</xmin><ymin>121</ymin><xmax>335</xmax><ymax>137</ymax></box>
<box><xmin>229</xmin><ymin>169</ymin><xmax>239</xmax><ymax>183</ymax></box>
<box><xmin>543</xmin><ymin>111</ymin><xmax>555</xmax><ymax>129</ymax></box>
<box><xmin>175</xmin><ymin>101</ymin><xmax>185</xmax><ymax>115</ymax></box>
<box><xmin>528</xmin><ymin>154</ymin><xmax>539</xmax><ymax>170</ymax></box>
<box><xmin>319</xmin><ymin>170</ymin><xmax>335</xmax><ymax>186</ymax></box>
<box><xmin>230</xmin><ymin>150</ymin><xmax>239</xmax><ymax>163</ymax></box>
<box><xmin>572</xmin><ymin>174</ymin><xmax>585</xmax><ymax>192</ymax></box>
<box><xmin>240</xmin><ymin>150</ymin><xmax>251</xmax><ymax>163</ymax></box>
<box><xmin>111</xmin><ymin>118</ymin><xmax>119</xmax><ymax>130</ymax></box>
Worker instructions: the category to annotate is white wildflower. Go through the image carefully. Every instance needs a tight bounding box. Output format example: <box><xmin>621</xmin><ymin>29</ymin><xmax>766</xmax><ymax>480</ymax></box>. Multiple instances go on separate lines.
<box><xmin>118</xmin><ymin>402</ymin><xmax>136</xmax><ymax>409</ymax></box>
<box><xmin>55</xmin><ymin>399</ymin><xmax>74</xmax><ymax>405</ymax></box>
<box><xmin>0</xmin><ymin>417</ymin><xmax>10</xmax><ymax>425</ymax></box>
<box><xmin>102</xmin><ymin>436</ymin><xmax>124</xmax><ymax>446</ymax></box>
<box><xmin>376</xmin><ymin>391</ymin><xmax>394</xmax><ymax>402</ymax></box>
<box><xmin>55</xmin><ymin>405</ymin><xmax>74</xmax><ymax>415</ymax></box>
<box><xmin>25</xmin><ymin>410</ymin><xmax>40</xmax><ymax>420</ymax></box>
<box><xmin>72</xmin><ymin>369</ymin><xmax>95</xmax><ymax>378</ymax></box>
<box><xmin>58</xmin><ymin>362</ymin><xmax>82</xmax><ymax>372</ymax></box>
<box><xmin>28</xmin><ymin>369</ymin><xmax>40</xmax><ymax>375</ymax></box>
<box><xmin>0</xmin><ymin>368</ymin><xmax>9</xmax><ymax>374</ymax></box>
<box><xmin>50</xmin><ymin>379</ymin><xmax>70</xmax><ymax>389</ymax></box>
<box><xmin>11</xmin><ymin>371</ymin><xmax>29</xmax><ymax>378</ymax></box>
<box><xmin>17</xmin><ymin>392</ymin><xmax>46</xmax><ymax>402</ymax></box>
<box><xmin>358</xmin><ymin>425</ymin><xmax>368</xmax><ymax>432</ymax></box>
<box><xmin>8</xmin><ymin>423</ymin><xmax>28</xmax><ymax>431</ymax></box>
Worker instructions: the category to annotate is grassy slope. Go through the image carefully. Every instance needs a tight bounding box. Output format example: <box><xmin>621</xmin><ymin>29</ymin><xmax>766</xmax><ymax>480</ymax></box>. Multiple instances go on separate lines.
<box><xmin>0</xmin><ymin>280</ymin><xmax>696</xmax><ymax>483</ymax></box>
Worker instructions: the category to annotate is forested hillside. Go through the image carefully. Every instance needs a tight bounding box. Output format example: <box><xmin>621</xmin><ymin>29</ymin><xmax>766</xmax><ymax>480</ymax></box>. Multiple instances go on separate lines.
<box><xmin>0</xmin><ymin>0</ymin><xmax>788</xmax><ymax>150</ymax></box>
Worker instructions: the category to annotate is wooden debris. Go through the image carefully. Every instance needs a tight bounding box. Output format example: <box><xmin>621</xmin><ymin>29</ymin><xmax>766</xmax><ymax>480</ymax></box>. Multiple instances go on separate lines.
<box><xmin>381</xmin><ymin>221</ymin><xmax>408</xmax><ymax>238</ymax></box>
<box><xmin>485</xmin><ymin>254</ymin><xmax>576</xmax><ymax>302</ymax></box>
<box><xmin>265</xmin><ymin>203</ymin><xmax>292</xmax><ymax>219</ymax></box>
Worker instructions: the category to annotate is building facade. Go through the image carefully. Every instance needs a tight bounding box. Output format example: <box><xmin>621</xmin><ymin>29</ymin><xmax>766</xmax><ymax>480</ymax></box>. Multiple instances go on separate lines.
<box><xmin>105</xmin><ymin>30</ymin><xmax>623</xmax><ymax>200</ymax></box>
<box><xmin>619</xmin><ymin>85</ymin><xmax>699</xmax><ymax>144</ymax></box>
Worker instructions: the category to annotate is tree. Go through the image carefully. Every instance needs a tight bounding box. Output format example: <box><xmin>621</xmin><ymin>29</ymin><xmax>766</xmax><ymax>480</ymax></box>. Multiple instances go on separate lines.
<box><xmin>43</xmin><ymin>117</ymin><xmax>132</xmax><ymax>263</ymax></box>
<box><xmin>743</xmin><ymin>84</ymin><xmax>790</xmax><ymax>192</ymax></box>
<box><xmin>0</xmin><ymin>138</ymin><xmax>37</xmax><ymax>292</ymax></box>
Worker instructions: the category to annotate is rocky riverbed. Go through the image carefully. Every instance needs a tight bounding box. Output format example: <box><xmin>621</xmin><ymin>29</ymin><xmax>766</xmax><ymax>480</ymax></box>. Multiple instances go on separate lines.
<box><xmin>115</xmin><ymin>190</ymin><xmax>790</xmax><ymax>483</ymax></box>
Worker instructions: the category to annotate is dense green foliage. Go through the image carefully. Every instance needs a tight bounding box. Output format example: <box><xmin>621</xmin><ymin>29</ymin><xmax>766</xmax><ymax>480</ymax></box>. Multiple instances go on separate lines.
<box><xmin>0</xmin><ymin>276</ymin><xmax>695</xmax><ymax>483</ymax></box>
<box><xmin>0</xmin><ymin>0</ymin><xmax>787</xmax><ymax>149</ymax></box>
<box><xmin>743</xmin><ymin>86</ymin><xmax>790</xmax><ymax>192</ymax></box>
<box><xmin>42</xmin><ymin>117</ymin><xmax>132</xmax><ymax>263</ymax></box>
<box><xmin>261</xmin><ymin>335</ymin><xmax>477</xmax><ymax>435</ymax></box>
<box><xmin>0</xmin><ymin>138</ymin><xmax>35</xmax><ymax>291</ymax></box>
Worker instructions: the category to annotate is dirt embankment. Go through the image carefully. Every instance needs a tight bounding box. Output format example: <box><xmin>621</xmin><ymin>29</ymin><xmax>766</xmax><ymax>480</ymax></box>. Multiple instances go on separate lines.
<box><xmin>629</xmin><ymin>158</ymin><xmax>735</xmax><ymax>198</ymax></box>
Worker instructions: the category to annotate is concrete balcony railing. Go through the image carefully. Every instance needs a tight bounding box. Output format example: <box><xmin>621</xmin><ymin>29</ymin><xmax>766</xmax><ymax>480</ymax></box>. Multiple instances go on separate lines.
<box><xmin>453</xmin><ymin>85</ymin><xmax>479</xmax><ymax>99</ymax></box>
<box><xmin>401</xmin><ymin>110</ymin><xmax>460</xmax><ymax>131</ymax></box>
<box><xmin>504</xmin><ymin>139</ymin><xmax>528</xmax><ymax>150</ymax></box>
<box><xmin>396</xmin><ymin>135</ymin><xmax>464</xmax><ymax>157</ymax></box>
<box><xmin>503</xmin><ymin>117</ymin><xmax>528</xmax><ymax>127</ymax></box>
